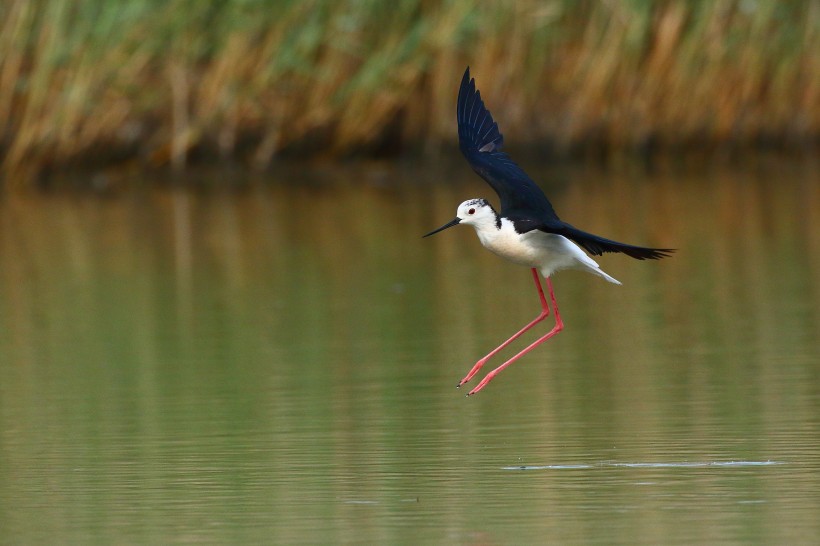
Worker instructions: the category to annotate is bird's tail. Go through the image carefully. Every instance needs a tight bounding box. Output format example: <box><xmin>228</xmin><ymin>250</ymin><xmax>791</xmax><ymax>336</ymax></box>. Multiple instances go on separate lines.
<box><xmin>593</xmin><ymin>267</ymin><xmax>622</xmax><ymax>285</ymax></box>
<box><xmin>552</xmin><ymin>248</ymin><xmax>622</xmax><ymax>285</ymax></box>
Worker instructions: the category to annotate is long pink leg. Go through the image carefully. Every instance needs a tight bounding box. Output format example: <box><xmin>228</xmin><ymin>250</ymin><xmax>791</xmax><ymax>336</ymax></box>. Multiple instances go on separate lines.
<box><xmin>457</xmin><ymin>268</ymin><xmax>550</xmax><ymax>388</ymax></box>
<box><xmin>467</xmin><ymin>275</ymin><xmax>564</xmax><ymax>396</ymax></box>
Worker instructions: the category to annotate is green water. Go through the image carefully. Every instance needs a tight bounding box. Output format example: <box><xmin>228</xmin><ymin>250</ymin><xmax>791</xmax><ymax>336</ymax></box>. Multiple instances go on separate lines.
<box><xmin>1</xmin><ymin>158</ymin><xmax>818</xmax><ymax>544</ymax></box>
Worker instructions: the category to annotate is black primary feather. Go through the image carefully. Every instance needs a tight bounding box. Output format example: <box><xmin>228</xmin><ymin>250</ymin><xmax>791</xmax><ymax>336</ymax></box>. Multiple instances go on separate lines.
<box><xmin>456</xmin><ymin>67</ymin><xmax>675</xmax><ymax>260</ymax></box>
<box><xmin>457</xmin><ymin>68</ymin><xmax>560</xmax><ymax>224</ymax></box>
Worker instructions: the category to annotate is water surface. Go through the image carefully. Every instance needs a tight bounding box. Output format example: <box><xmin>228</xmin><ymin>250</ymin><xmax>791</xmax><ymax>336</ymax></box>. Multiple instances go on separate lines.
<box><xmin>1</xmin><ymin>158</ymin><xmax>818</xmax><ymax>544</ymax></box>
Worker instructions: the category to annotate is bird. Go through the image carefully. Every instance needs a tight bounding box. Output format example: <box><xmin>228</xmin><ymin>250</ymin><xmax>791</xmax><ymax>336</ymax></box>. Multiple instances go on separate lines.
<box><xmin>424</xmin><ymin>67</ymin><xmax>674</xmax><ymax>396</ymax></box>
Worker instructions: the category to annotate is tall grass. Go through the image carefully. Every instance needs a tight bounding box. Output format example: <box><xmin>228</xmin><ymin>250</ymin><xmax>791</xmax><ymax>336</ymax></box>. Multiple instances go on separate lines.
<box><xmin>0</xmin><ymin>0</ymin><xmax>818</xmax><ymax>182</ymax></box>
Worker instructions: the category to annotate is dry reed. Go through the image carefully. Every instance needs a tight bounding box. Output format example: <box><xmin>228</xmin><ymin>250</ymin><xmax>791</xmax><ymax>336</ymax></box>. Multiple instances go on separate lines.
<box><xmin>0</xmin><ymin>0</ymin><xmax>818</xmax><ymax>183</ymax></box>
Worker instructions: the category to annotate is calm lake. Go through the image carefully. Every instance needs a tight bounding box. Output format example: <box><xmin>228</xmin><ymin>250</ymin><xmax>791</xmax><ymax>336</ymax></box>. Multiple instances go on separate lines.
<box><xmin>1</xmin><ymin>156</ymin><xmax>818</xmax><ymax>544</ymax></box>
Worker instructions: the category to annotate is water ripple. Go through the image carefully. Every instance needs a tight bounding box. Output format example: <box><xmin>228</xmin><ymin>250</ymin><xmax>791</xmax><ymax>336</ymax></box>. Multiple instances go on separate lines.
<box><xmin>504</xmin><ymin>461</ymin><xmax>786</xmax><ymax>470</ymax></box>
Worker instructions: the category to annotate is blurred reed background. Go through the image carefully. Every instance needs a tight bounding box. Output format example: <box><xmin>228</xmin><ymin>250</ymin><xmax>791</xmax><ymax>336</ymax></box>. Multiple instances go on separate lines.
<box><xmin>0</xmin><ymin>0</ymin><xmax>818</xmax><ymax>183</ymax></box>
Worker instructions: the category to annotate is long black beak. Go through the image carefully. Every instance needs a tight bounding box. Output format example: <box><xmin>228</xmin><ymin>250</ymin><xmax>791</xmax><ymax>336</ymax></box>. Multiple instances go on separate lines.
<box><xmin>423</xmin><ymin>217</ymin><xmax>461</xmax><ymax>238</ymax></box>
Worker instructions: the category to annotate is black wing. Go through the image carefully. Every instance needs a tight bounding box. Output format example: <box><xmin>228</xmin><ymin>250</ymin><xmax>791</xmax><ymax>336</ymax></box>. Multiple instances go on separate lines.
<box><xmin>457</xmin><ymin>67</ymin><xmax>559</xmax><ymax>223</ymax></box>
<box><xmin>546</xmin><ymin>223</ymin><xmax>675</xmax><ymax>259</ymax></box>
<box><xmin>458</xmin><ymin>67</ymin><xmax>675</xmax><ymax>261</ymax></box>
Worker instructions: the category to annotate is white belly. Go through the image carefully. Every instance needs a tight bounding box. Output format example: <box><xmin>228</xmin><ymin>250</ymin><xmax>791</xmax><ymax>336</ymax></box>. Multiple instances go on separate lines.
<box><xmin>480</xmin><ymin>227</ymin><xmax>574</xmax><ymax>269</ymax></box>
<box><xmin>474</xmin><ymin>218</ymin><xmax>620</xmax><ymax>284</ymax></box>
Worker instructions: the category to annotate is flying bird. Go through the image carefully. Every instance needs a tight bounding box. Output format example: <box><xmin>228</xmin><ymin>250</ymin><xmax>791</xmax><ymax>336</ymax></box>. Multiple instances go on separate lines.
<box><xmin>424</xmin><ymin>67</ymin><xmax>674</xmax><ymax>396</ymax></box>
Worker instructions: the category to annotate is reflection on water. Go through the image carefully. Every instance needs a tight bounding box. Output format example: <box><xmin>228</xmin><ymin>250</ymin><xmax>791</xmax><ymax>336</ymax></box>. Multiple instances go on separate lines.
<box><xmin>0</xmin><ymin>157</ymin><xmax>819</xmax><ymax>544</ymax></box>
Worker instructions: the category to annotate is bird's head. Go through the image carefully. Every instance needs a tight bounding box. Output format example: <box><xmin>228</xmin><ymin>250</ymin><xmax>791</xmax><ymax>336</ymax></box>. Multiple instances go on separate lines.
<box><xmin>423</xmin><ymin>198</ymin><xmax>498</xmax><ymax>237</ymax></box>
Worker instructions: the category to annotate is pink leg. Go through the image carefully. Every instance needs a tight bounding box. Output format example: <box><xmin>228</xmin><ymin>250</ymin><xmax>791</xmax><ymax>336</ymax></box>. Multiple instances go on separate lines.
<box><xmin>467</xmin><ymin>276</ymin><xmax>563</xmax><ymax>396</ymax></box>
<box><xmin>458</xmin><ymin>269</ymin><xmax>550</xmax><ymax>388</ymax></box>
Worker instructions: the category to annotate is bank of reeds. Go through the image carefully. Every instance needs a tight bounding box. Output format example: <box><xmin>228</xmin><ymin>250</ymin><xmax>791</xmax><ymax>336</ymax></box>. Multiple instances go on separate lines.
<box><xmin>1</xmin><ymin>0</ymin><xmax>818</xmax><ymax>182</ymax></box>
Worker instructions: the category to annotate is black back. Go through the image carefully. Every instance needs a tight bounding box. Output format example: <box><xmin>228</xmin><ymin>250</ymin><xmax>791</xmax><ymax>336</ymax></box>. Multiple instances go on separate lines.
<box><xmin>457</xmin><ymin>67</ymin><xmax>674</xmax><ymax>261</ymax></box>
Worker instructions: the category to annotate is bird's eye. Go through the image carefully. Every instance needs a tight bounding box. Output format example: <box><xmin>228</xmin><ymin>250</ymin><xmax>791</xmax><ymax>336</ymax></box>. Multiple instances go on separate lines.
<box><xmin>468</xmin><ymin>208</ymin><xmax>476</xmax><ymax>215</ymax></box>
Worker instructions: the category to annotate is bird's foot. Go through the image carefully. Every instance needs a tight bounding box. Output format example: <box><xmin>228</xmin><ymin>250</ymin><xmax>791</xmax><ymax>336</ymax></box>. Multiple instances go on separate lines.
<box><xmin>457</xmin><ymin>358</ymin><xmax>489</xmax><ymax>388</ymax></box>
<box><xmin>466</xmin><ymin>376</ymin><xmax>492</xmax><ymax>396</ymax></box>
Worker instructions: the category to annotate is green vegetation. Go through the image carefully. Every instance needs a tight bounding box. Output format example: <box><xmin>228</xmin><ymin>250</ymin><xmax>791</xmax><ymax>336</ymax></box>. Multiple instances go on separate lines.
<box><xmin>1</xmin><ymin>0</ymin><xmax>818</xmax><ymax>181</ymax></box>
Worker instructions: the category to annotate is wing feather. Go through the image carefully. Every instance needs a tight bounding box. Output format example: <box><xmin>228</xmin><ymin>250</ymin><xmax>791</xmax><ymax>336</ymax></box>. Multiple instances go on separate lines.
<box><xmin>457</xmin><ymin>67</ymin><xmax>559</xmax><ymax>222</ymax></box>
<box><xmin>547</xmin><ymin>224</ymin><xmax>676</xmax><ymax>260</ymax></box>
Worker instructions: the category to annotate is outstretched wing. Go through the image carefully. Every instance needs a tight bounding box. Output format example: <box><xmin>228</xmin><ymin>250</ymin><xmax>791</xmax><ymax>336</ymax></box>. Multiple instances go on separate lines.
<box><xmin>458</xmin><ymin>67</ymin><xmax>675</xmax><ymax>261</ymax></box>
<box><xmin>546</xmin><ymin>224</ymin><xmax>676</xmax><ymax>259</ymax></box>
<box><xmin>457</xmin><ymin>67</ymin><xmax>559</xmax><ymax>223</ymax></box>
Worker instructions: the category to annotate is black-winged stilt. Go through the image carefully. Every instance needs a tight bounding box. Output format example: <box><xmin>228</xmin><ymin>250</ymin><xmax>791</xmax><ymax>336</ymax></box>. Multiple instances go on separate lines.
<box><xmin>424</xmin><ymin>67</ymin><xmax>674</xmax><ymax>396</ymax></box>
